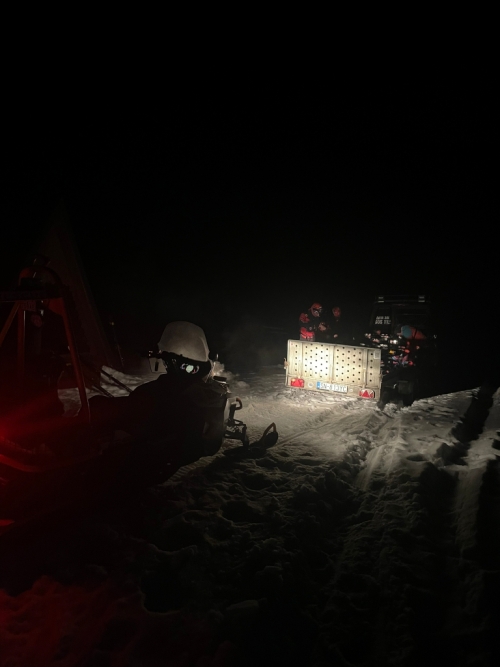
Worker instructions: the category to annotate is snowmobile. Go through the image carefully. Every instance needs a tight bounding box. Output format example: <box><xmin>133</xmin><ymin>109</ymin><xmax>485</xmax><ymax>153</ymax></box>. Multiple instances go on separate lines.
<box><xmin>0</xmin><ymin>266</ymin><xmax>277</xmax><ymax>537</ymax></box>
<box><xmin>363</xmin><ymin>295</ymin><xmax>438</xmax><ymax>406</ymax></box>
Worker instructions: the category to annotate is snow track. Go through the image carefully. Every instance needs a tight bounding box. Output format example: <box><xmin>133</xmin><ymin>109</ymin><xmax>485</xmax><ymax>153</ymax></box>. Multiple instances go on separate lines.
<box><xmin>1</xmin><ymin>368</ymin><xmax>498</xmax><ymax>667</ymax></box>
<box><xmin>135</xmin><ymin>371</ymin><xmax>500</xmax><ymax>665</ymax></box>
<box><xmin>319</xmin><ymin>387</ymin><xmax>500</xmax><ymax>667</ymax></box>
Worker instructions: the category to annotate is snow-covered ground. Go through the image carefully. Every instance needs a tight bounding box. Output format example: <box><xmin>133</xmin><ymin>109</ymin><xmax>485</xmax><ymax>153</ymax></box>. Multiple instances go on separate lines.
<box><xmin>1</xmin><ymin>367</ymin><xmax>499</xmax><ymax>667</ymax></box>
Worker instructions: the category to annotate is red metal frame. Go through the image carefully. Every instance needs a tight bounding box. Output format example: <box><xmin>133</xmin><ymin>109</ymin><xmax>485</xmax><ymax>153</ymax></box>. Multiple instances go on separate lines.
<box><xmin>0</xmin><ymin>265</ymin><xmax>90</xmax><ymax>425</ymax></box>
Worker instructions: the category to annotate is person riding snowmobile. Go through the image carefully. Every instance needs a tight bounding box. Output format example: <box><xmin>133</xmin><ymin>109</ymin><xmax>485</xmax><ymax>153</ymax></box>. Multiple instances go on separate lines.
<box><xmin>89</xmin><ymin>321</ymin><xmax>228</xmax><ymax>469</ymax></box>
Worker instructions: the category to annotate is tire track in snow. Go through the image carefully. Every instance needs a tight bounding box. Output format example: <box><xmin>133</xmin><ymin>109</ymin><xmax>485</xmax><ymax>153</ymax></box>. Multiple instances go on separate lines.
<box><xmin>313</xmin><ymin>400</ymin><xmax>465</xmax><ymax>665</ymax></box>
<box><xmin>277</xmin><ymin>404</ymin><xmax>385</xmax><ymax>447</ymax></box>
<box><xmin>442</xmin><ymin>391</ymin><xmax>500</xmax><ymax>664</ymax></box>
<box><xmin>169</xmin><ymin>396</ymin><xmax>386</xmax><ymax>485</ymax></box>
<box><xmin>355</xmin><ymin>418</ymin><xmax>406</xmax><ymax>491</ymax></box>
<box><xmin>316</xmin><ymin>393</ymin><xmax>500</xmax><ymax>666</ymax></box>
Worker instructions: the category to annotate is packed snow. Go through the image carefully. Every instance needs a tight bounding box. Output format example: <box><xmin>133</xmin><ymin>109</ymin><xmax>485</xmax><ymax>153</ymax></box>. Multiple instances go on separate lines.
<box><xmin>0</xmin><ymin>366</ymin><xmax>498</xmax><ymax>667</ymax></box>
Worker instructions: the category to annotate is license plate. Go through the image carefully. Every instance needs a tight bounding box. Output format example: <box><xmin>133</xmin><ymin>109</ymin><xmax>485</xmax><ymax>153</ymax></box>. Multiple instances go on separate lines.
<box><xmin>316</xmin><ymin>381</ymin><xmax>348</xmax><ymax>393</ymax></box>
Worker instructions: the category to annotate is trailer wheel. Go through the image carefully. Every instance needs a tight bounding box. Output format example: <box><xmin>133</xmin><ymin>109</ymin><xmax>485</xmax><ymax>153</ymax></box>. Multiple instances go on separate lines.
<box><xmin>377</xmin><ymin>388</ymin><xmax>392</xmax><ymax>409</ymax></box>
<box><xmin>400</xmin><ymin>380</ymin><xmax>416</xmax><ymax>407</ymax></box>
<box><xmin>402</xmin><ymin>392</ymin><xmax>414</xmax><ymax>407</ymax></box>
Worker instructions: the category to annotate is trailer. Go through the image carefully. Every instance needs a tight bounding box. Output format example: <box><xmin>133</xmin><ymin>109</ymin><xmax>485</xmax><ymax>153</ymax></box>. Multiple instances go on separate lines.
<box><xmin>285</xmin><ymin>340</ymin><xmax>382</xmax><ymax>400</ymax></box>
<box><xmin>366</xmin><ymin>295</ymin><xmax>437</xmax><ymax>406</ymax></box>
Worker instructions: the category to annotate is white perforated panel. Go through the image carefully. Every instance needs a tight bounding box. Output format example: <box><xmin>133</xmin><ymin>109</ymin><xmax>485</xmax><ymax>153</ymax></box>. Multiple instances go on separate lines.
<box><xmin>286</xmin><ymin>340</ymin><xmax>381</xmax><ymax>396</ymax></box>
<box><xmin>287</xmin><ymin>340</ymin><xmax>303</xmax><ymax>377</ymax></box>
<box><xmin>366</xmin><ymin>349</ymin><xmax>381</xmax><ymax>387</ymax></box>
<box><xmin>302</xmin><ymin>343</ymin><xmax>332</xmax><ymax>380</ymax></box>
<box><xmin>333</xmin><ymin>346</ymin><xmax>364</xmax><ymax>384</ymax></box>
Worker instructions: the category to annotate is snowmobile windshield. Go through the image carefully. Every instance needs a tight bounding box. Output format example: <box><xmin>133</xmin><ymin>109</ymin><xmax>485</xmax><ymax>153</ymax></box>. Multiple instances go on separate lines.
<box><xmin>158</xmin><ymin>322</ymin><xmax>210</xmax><ymax>362</ymax></box>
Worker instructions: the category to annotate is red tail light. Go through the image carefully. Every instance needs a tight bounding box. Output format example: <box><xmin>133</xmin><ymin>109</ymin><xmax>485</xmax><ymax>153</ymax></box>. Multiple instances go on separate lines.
<box><xmin>290</xmin><ymin>378</ymin><xmax>304</xmax><ymax>388</ymax></box>
<box><xmin>359</xmin><ymin>389</ymin><xmax>375</xmax><ymax>399</ymax></box>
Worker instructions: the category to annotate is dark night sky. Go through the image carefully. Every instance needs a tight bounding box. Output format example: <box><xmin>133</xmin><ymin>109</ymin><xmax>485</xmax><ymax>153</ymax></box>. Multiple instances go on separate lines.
<box><xmin>3</xmin><ymin>83</ymin><xmax>495</xmax><ymax>362</ymax></box>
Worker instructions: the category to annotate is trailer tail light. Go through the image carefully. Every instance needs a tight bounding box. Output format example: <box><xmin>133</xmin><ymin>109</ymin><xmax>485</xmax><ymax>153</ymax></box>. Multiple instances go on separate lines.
<box><xmin>290</xmin><ymin>378</ymin><xmax>304</xmax><ymax>388</ymax></box>
<box><xmin>359</xmin><ymin>389</ymin><xmax>375</xmax><ymax>399</ymax></box>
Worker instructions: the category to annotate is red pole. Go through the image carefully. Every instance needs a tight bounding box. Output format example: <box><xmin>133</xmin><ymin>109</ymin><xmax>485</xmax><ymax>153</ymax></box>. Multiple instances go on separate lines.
<box><xmin>16</xmin><ymin>307</ymin><xmax>25</xmax><ymax>394</ymax></box>
<box><xmin>58</xmin><ymin>296</ymin><xmax>90</xmax><ymax>424</ymax></box>
<box><xmin>0</xmin><ymin>302</ymin><xmax>19</xmax><ymax>349</ymax></box>
<box><xmin>16</xmin><ymin>266</ymin><xmax>91</xmax><ymax>424</ymax></box>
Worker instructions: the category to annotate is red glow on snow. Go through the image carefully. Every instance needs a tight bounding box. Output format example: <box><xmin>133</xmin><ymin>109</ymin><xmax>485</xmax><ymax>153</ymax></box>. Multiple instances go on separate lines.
<box><xmin>0</xmin><ymin>579</ymin><xmax>226</xmax><ymax>667</ymax></box>
<box><xmin>0</xmin><ymin>393</ymin><xmax>77</xmax><ymax>447</ymax></box>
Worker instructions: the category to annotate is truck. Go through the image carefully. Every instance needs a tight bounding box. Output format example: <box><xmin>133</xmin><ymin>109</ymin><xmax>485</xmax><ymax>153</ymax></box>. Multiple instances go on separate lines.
<box><xmin>365</xmin><ymin>294</ymin><xmax>437</xmax><ymax>406</ymax></box>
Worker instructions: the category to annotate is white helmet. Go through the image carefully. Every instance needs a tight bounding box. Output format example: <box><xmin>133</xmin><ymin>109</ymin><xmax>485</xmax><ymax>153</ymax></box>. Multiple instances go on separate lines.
<box><xmin>158</xmin><ymin>321</ymin><xmax>210</xmax><ymax>362</ymax></box>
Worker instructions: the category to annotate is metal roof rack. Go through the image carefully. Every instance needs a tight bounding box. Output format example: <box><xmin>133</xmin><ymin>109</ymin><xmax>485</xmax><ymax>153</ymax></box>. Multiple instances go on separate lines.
<box><xmin>376</xmin><ymin>295</ymin><xmax>428</xmax><ymax>304</ymax></box>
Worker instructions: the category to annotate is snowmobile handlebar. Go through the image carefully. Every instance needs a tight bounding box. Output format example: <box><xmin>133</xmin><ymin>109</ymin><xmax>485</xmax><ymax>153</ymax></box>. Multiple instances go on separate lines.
<box><xmin>229</xmin><ymin>397</ymin><xmax>243</xmax><ymax>415</ymax></box>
